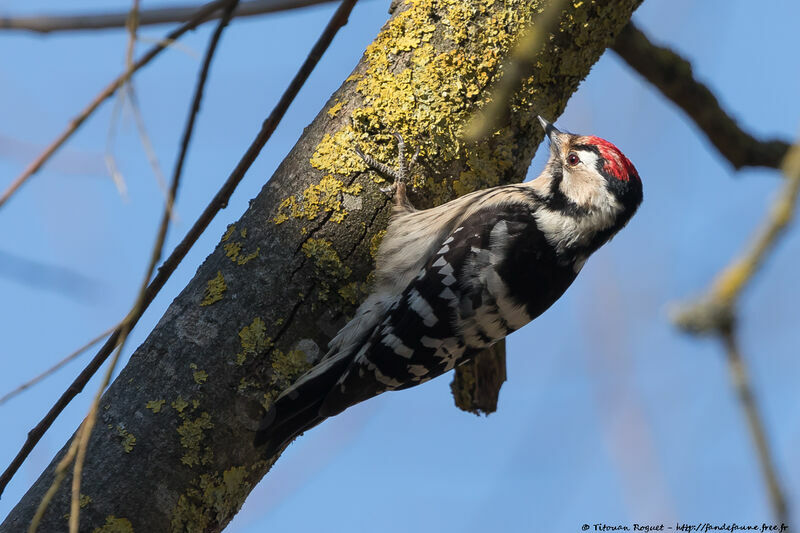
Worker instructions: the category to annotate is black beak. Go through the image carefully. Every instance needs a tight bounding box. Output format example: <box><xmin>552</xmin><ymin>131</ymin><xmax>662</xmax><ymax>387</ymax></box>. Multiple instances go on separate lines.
<box><xmin>538</xmin><ymin>115</ymin><xmax>564</xmax><ymax>155</ymax></box>
<box><xmin>537</xmin><ymin>115</ymin><xmax>561</xmax><ymax>142</ymax></box>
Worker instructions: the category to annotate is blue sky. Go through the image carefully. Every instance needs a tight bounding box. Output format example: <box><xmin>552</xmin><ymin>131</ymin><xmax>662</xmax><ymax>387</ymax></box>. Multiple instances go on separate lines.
<box><xmin>1</xmin><ymin>0</ymin><xmax>799</xmax><ymax>531</ymax></box>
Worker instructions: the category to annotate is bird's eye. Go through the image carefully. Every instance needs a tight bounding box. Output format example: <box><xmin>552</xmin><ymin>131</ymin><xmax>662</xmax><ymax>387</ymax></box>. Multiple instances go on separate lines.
<box><xmin>567</xmin><ymin>153</ymin><xmax>580</xmax><ymax>166</ymax></box>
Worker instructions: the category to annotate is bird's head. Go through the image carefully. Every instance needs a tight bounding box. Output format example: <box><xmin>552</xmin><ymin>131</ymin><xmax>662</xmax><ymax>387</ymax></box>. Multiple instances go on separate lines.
<box><xmin>536</xmin><ymin>116</ymin><xmax>642</xmax><ymax>225</ymax></box>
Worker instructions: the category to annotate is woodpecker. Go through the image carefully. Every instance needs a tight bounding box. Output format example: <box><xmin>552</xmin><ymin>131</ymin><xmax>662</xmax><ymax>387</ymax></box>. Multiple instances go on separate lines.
<box><xmin>255</xmin><ymin>117</ymin><xmax>642</xmax><ymax>455</ymax></box>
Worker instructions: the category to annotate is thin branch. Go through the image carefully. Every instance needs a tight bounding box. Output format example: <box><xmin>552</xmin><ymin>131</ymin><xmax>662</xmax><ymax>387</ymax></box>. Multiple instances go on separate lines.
<box><xmin>0</xmin><ymin>0</ymin><xmax>357</xmax><ymax>499</ymax></box>
<box><xmin>671</xmin><ymin>142</ymin><xmax>800</xmax><ymax>524</ymax></box>
<box><xmin>0</xmin><ymin>0</ymin><xmax>231</xmax><ymax>211</ymax></box>
<box><xmin>0</xmin><ymin>325</ymin><xmax>117</xmax><ymax>407</ymax></box>
<box><xmin>720</xmin><ymin>327</ymin><xmax>789</xmax><ymax>524</ymax></box>
<box><xmin>67</xmin><ymin>3</ymin><xmax>238</xmax><ymax>530</ymax></box>
<box><xmin>673</xmin><ymin>142</ymin><xmax>800</xmax><ymax>333</ymax></box>
<box><xmin>125</xmin><ymin>85</ymin><xmax>176</xmax><ymax>218</ymax></box>
<box><xmin>612</xmin><ymin>22</ymin><xmax>791</xmax><ymax>170</ymax></box>
<box><xmin>0</xmin><ymin>0</ymin><xmax>337</xmax><ymax>34</ymax></box>
<box><xmin>104</xmin><ymin>96</ymin><xmax>130</xmax><ymax>200</ymax></box>
<box><xmin>28</xmin><ymin>426</ymin><xmax>82</xmax><ymax>533</ymax></box>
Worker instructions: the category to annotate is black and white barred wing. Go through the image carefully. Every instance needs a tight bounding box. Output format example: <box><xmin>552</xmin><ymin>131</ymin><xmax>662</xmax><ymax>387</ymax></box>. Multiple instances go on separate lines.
<box><xmin>319</xmin><ymin>204</ymin><xmax>543</xmax><ymax>417</ymax></box>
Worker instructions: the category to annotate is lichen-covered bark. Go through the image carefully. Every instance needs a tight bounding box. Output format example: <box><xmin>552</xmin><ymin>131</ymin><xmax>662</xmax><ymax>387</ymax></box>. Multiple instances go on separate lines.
<box><xmin>1</xmin><ymin>1</ymin><xmax>642</xmax><ymax>531</ymax></box>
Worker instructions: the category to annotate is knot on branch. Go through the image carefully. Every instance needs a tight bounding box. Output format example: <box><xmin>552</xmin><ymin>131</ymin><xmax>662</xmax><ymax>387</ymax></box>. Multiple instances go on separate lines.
<box><xmin>670</xmin><ymin>296</ymin><xmax>735</xmax><ymax>336</ymax></box>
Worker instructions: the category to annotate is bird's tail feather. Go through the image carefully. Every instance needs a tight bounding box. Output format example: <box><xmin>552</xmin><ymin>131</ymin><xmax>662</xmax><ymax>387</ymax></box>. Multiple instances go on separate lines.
<box><xmin>253</xmin><ymin>350</ymin><xmax>353</xmax><ymax>456</ymax></box>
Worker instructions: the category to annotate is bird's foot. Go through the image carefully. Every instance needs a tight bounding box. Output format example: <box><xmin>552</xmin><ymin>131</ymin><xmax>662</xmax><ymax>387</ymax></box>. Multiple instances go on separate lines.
<box><xmin>354</xmin><ymin>133</ymin><xmax>419</xmax><ymax>206</ymax></box>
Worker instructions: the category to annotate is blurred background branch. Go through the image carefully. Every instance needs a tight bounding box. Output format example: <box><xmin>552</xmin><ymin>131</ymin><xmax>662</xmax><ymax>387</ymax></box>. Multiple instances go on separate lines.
<box><xmin>0</xmin><ymin>0</ymin><xmax>233</xmax><ymax>210</ymax></box>
<box><xmin>672</xmin><ymin>142</ymin><xmax>800</xmax><ymax>334</ymax></box>
<box><xmin>612</xmin><ymin>22</ymin><xmax>791</xmax><ymax>170</ymax></box>
<box><xmin>0</xmin><ymin>0</ymin><xmax>357</xmax><ymax>501</ymax></box>
<box><xmin>670</xmin><ymin>138</ymin><xmax>800</xmax><ymax>524</ymax></box>
<box><xmin>1</xmin><ymin>0</ymin><xmax>799</xmax><ymax>530</ymax></box>
<box><xmin>611</xmin><ymin>19</ymin><xmax>800</xmax><ymax>527</ymax></box>
<box><xmin>0</xmin><ymin>0</ymin><xmax>338</xmax><ymax>34</ymax></box>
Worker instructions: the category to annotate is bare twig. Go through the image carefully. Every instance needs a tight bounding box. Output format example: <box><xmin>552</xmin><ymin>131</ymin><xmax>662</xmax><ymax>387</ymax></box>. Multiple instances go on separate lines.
<box><xmin>720</xmin><ymin>327</ymin><xmax>789</xmax><ymax>524</ymax></box>
<box><xmin>463</xmin><ymin>0</ymin><xmax>569</xmax><ymax>141</ymax></box>
<box><xmin>66</xmin><ymin>3</ymin><xmax>239</xmax><ymax>530</ymax></box>
<box><xmin>125</xmin><ymin>0</ymin><xmax>142</xmax><ymax>65</ymax></box>
<box><xmin>673</xmin><ymin>142</ymin><xmax>800</xmax><ymax>332</ymax></box>
<box><xmin>28</xmin><ymin>426</ymin><xmax>82</xmax><ymax>533</ymax></box>
<box><xmin>121</xmin><ymin>1</ymin><xmax>177</xmax><ymax>214</ymax></box>
<box><xmin>0</xmin><ymin>0</ymin><xmax>231</xmax><ymax>211</ymax></box>
<box><xmin>104</xmin><ymin>101</ymin><xmax>130</xmax><ymax>199</ymax></box>
<box><xmin>125</xmin><ymin>86</ymin><xmax>176</xmax><ymax>216</ymax></box>
<box><xmin>672</xmin><ymin>142</ymin><xmax>800</xmax><ymax>524</ymax></box>
<box><xmin>0</xmin><ymin>0</ymin><xmax>357</xmax><ymax>499</ymax></box>
<box><xmin>0</xmin><ymin>325</ymin><xmax>117</xmax><ymax>407</ymax></box>
<box><xmin>0</xmin><ymin>0</ymin><xmax>338</xmax><ymax>34</ymax></box>
<box><xmin>612</xmin><ymin>22</ymin><xmax>791</xmax><ymax>170</ymax></box>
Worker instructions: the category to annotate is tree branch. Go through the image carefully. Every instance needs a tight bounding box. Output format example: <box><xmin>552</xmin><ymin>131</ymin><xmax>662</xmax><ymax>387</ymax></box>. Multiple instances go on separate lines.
<box><xmin>0</xmin><ymin>0</ymin><xmax>355</xmax><ymax>502</ymax></box>
<box><xmin>1</xmin><ymin>1</ymin><xmax>643</xmax><ymax>530</ymax></box>
<box><xmin>720</xmin><ymin>327</ymin><xmax>789</xmax><ymax>524</ymax></box>
<box><xmin>65</xmin><ymin>2</ymin><xmax>239</xmax><ymax>531</ymax></box>
<box><xmin>672</xmin><ymin>142</ymin><xmax>800</xmax><ymax>333</ymax></box>
<box><xmin>611</xmin><ymin>22</ymin><xmax>790</xmax><ymax>170</ymax></box>
<box><xmin>671</xmin><ymin>141</ymin><xmax>800</xmax><ymax>524</ymax></box>
<box><xmin>0</xmin><ymin>0</ymin><xmax>338</xmax><ymax>34</ymax></box>
<box><xmin>0</xmin><ymin>0</ymin><xmax>231</xmax><ymax>211</ymax></box>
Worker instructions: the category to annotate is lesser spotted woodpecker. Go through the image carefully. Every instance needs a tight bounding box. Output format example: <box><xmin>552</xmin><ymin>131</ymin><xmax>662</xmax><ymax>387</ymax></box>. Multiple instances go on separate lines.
<box><xmin>255</xmin><ymin>117</ymin><xmax>642</xmax><ymax>454</ymax></box>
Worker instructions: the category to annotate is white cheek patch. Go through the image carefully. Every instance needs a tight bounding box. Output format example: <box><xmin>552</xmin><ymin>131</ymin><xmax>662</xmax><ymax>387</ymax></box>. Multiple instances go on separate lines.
<box><xmin>561</xmin><ymin>162</ymin><xmax>607</xmax><ymax>208</ymax></box>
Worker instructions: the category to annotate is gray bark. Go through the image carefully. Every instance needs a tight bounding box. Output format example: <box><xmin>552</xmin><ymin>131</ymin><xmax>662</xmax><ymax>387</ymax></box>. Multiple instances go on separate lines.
<box><xmin>1</xmin><ymin>0</ymin><xmax>642</xmax><ymax>531</ymax></box>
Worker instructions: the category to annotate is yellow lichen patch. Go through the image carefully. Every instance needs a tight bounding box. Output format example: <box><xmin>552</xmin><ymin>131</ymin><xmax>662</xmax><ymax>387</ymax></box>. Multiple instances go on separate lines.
<box><xmin>115</xmin><ymin>426</ymin><xmax>136</xmax><ymax>453</ymax></box>
<box><xmin>172</xmin><ymin>396</ymin><xmax>189</xmax><ymax>414</ymax></box>
<box><xmin>237</xmin><ymin>247</ymin><xmax>259</xmax><ymax>265</ymax></box>
<box><xmin>453</xmin><ymin>130</ymin><xmax>514</xmax><ymax>196</ymax></box>
<box><xmin>327</xmin><ymin>100</ymin><xmax>344</xmax><ymax>118</ymax></box>
<box><xmin>92</xmin><ymin>515</ymin><xmax>133</xmax><ymax>533</ymax></box>
<box><xmin>237</xmin><ymin>377</ymin><xmax>258</xmax><ymax>392</ymax></box>
<box><xmin>274</xmin><ymin>175</ymin><xmax>363</xmax><ymax>225</ymax></box>
<box><xmin>235</xmin><ymin>317</ymin><xmax>271</xmax><ymax>365</ymax></box>
<box><xmin>301</xmin><ymin>238</ymin><xmax>352</xmax><ymax>302</ymax></box>
<box><xmin>177</xmin><ymin>412</ymin><xmax>214</xmax><ymax>467</ymax></box>
<box><xmin>240</xmin><ymin>228</ymin><xmax>247</xmax><ymax>238</ymax></box>
<box><xmin>308</xmin><ymin>126</ymin><xmax>368</xmax><ymax>177</ymax></box>
<box><xmin>260</xmin><ymin>391</ymin><xmax>277</xmax><ymax>412</ymax></box>
<box><xmin>200</xmin><ymin>271</ymin><xmax>227</xmax><ymax>306</ymax></box>
<box><xmin>80</xmin><ymin>494</ymin><xmax>92</xmax><ymax>508</ymax></box>
<box><xmin>303</xmin><ymin>0</ymin><xmax>566</xmax><ymax>208</ymax></box>
<box><xmin>221</xmin><ymin>225</ymin><xmax>235</xmax><ymax>243</ymax></box>
<box><xmin>170</xmin><ymin>467</ymin><xmax>251</xmax><ymax>533</ymax></box>
<box><xmin>337</xmin><ymin>281</ymin><xmax>362</xmax><ymax>305</ymax></box>
<box><xmin>369</xmin><ymin>229</ymin><xmax>386</xmax><ymax>259</ymax></box>
<box><xmin>146</xmin><ymin>399</ymin><xmax>166</xmax><ymax>413</ymax></box>
<box><xmin>271</xmin><ymin>349</ymin><xmax>310</xmax><ymax>384</ymax></box>
<box><xmin>223</xmin><ymin>242</ymin><xmax>242</xmax><ymax>261</ymax></box>
<box><xmin>189</xmin><ymin>363</ymin><xmax>208</xmax><ymax>385</ymax></box>
<box><xmin>222</xmin><ymin>240</ymin><xmax>259</xmax><ymax>266</ymax></box>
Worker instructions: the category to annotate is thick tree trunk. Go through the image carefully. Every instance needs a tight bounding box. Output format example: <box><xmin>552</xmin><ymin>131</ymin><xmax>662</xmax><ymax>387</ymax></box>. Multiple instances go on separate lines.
<box><xmin>1</xmin><ymin>0</ymin><xmax>641</xmax><ymax>531</ymax></box>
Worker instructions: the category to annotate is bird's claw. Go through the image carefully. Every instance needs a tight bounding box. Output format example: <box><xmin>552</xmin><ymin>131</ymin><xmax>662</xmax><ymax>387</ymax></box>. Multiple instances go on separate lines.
<box><xmin>354</xmin><ymin>133</ymin><xmax>418</xmax><ymax>208</ymax></box>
